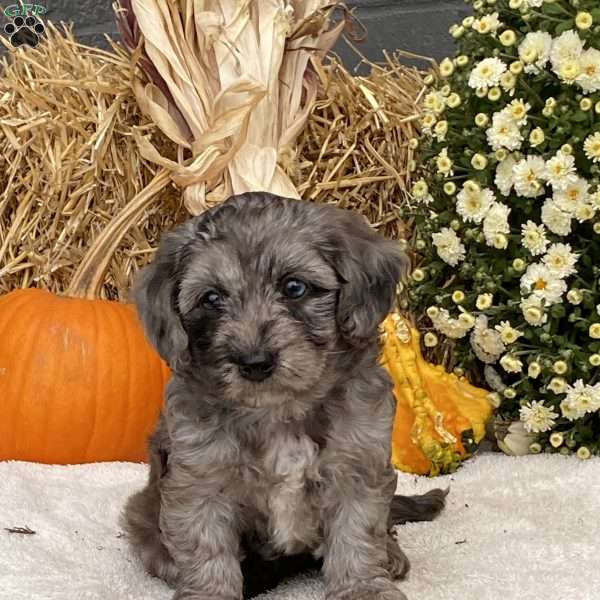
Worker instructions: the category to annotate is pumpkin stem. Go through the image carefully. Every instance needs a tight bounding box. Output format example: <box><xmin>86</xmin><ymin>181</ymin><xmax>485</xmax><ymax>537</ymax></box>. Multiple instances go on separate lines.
<box><xmin>67</xmin><ymin>168</ymin><xmax>171</xmax><ymax>300</ymax></box>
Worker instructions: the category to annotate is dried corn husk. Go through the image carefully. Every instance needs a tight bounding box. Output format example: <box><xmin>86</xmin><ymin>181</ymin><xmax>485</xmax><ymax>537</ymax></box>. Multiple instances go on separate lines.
<box><xmin>114</xmin><ymin>0</ymin><xmax>347</xmax><ymax>215</ymax></box>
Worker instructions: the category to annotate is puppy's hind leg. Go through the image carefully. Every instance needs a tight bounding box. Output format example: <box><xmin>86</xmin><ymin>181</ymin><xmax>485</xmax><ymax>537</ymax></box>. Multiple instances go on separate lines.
<box><xmin>122</xmin><ymin>483</ymin><xmax>179</xmax><ymax>586</ymax></box>
<box><xmin>121</xmin><ymin>420</ymin><xmax>178</xmax><ymax>586</ymax></box>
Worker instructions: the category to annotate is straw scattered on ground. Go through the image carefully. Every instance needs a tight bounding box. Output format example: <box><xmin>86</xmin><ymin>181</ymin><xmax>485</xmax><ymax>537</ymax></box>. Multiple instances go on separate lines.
<box><xmin>0</xmin><ymin>24</ymin><xmax>429</xmax><ymax>301</ymax></box>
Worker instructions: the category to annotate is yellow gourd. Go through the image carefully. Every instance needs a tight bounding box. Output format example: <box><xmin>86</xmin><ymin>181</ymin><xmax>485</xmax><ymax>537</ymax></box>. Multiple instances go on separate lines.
<box><xmin>381</xmin><ymin>313</ymin><xmax>493</xmax><ymax>476</ymax></box>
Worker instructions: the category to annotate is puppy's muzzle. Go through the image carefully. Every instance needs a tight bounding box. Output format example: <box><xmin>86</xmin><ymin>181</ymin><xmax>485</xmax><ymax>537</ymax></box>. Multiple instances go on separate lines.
<box><xmin>233</xmin><ymin>351</ymin><xmax>277</xmax><ymax>382</ymax></box>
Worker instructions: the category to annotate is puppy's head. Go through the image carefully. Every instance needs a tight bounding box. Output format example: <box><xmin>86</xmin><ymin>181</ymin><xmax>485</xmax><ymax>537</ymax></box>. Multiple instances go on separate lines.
<box><xmin>135</xmin><ymin>192</ymin><xmax>409</xmax><ymax>408</ymax></box>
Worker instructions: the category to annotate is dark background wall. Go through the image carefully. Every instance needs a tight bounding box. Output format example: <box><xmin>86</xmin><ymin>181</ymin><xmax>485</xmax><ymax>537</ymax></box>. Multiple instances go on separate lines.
<box><xmin>26</xmin><ymin>0</ymin><xmax>470</xmax><ymax>63</ymax></box>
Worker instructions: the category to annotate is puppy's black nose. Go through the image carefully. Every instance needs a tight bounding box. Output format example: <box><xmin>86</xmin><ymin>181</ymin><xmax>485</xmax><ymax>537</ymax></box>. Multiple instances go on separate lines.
<box><xmin>235</xmin><ymin>351</ymin><xmax>277</xmax><ymax>382</ymax></box>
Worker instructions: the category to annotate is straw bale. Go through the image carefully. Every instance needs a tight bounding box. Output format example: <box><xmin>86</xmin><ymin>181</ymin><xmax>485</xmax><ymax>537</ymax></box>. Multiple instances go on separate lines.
<box><xmin>0</xmin><ymin>25</ymin><xmax>428</xmax><ymax>300</ymax></box>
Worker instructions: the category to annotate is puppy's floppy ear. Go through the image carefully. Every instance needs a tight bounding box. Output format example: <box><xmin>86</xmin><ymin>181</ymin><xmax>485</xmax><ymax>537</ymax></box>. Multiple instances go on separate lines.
<box><xmin>133</xmin><ymin>220</ymin><xmax>197</xmax><ymax>372</ymax></box>
<box><xmin>324</xmin><ymin>210</ymin><xmax>410</xmax><ymax>346</ymax></box>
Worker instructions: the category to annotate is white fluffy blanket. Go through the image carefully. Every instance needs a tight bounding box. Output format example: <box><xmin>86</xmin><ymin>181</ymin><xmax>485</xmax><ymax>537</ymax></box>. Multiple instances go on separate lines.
<box><xmin>1</xmin><ymin>453</ymin><xmax>599</xmax><ymax>600</ymax></box>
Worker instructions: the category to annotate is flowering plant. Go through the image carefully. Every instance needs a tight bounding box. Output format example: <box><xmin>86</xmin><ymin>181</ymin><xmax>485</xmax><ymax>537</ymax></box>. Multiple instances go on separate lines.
<box><xmin>406</xmin><ymin>0</ymin><xmax>600</xmax><ymax>459</ymax></box>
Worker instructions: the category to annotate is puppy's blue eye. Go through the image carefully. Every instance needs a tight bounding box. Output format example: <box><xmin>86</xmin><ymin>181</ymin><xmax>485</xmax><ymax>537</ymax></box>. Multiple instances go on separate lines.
<box><xmin>283</xmin><ymin>278</ymin><xmax>307</xmax><ymax>299</ymax></box>
<box><xmin>201</xmin><ymin>290</ymin><xmax>222</xmax><ymax>309</ymax></box>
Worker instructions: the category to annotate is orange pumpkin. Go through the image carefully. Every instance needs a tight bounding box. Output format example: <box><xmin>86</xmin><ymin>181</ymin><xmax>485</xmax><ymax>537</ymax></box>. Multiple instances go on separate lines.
<box><xmin>0</xmin><ymin>288</ymin><xmax>170</xmax><ymax>464</ymax></box>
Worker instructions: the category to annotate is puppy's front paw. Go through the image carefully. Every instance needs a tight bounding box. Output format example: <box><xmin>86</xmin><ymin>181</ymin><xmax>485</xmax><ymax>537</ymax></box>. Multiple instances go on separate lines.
<box><xmin>387</xmin><ymin>538</ymin><xmax>410</xmax><ymax>581</ymax></box>
<box><xmin>328</xmin><ymin>578</ymin><xmax>408</xmax><ymax>600</ymax></box>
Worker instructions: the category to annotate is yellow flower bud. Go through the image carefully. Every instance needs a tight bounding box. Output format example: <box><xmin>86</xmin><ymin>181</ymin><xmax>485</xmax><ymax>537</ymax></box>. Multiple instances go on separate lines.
<box><xmin>447</xmin><ymin>93</ymin><xmax>461</xmax><ymax>108</ymax></box>
<box><xmin>561</xmin><ymin>144</ymin><xmax>573</xmax><ymax>155</ymax></box>
<box><xmin>412</xmin><ymin>180</ymin><xmax>429</xmax><ymax>198</ymax></box>
<box><xmin>548</xmin><ymin>377</ymin><xmax>567</xmax><ymax>394</ymax></box>
<box><xmin>458</xmin><ymin>312</ymin><xmax>475</xmax><ymax>328</ymax></box>
<box><xmin>581</xmin><ymin>98</ymin><xmax>593</xmax><ymax>111</ymax></box>
<box><xmin>553</xmin><ymin>360</ymin><xmax>568</xmax><ymax>375</ymax></box>
<box><xmin>559</xmin><ymin>60</ymin><xmax>581</xmax><ymax>82</ymax></box>
<box><xmin>424</xmin><ymin>74</ymin><xmax>435</xmax><ymax>86</ymax></box>
<box><xmin>451</xmin><ymin>25</ymin><xmax>466</xmax><ymax>39</ymax></box>
<box><xmin>434</xmin><ymin>120</ymin><xmax>448</xmax><ymax>138</ymax></box>
<box><xmin>492</xmin><ymin>233</ymin><xmax>508</xmax><ymax>249</ymax></box>
<box><xmin>476</xmin><ymin>87</ymin><xmax>488</xmax><ymax>98</ymax></box>
<box><xmin>529</xmin><ymin>128</ymin><xmax>545</xmax><ymax>147</ymax></box>
<box><xmin>590</xmin><ymin>323</ymin><xmax>600</xmax><ymax>339</ymax></box>
<box><xmin>475</xmin><ymin>113</ymin><xmax>489</xmax><ymax>127</ymax></box>
<box><xmin>512</xmin><ymin>258</ymin><xmax>526</xmax><ymax>272</ymax></box>
<box><xmin>528</xmin><ymin>362</ymin><xmax>541</xmax><ymax>379</ymax></box>
<box><xmin>471</xmin><ymin>153</ymin><xmax>489</xmax><ymax>170</ymax></box>
<box><xmin>567</xmin><ymin>289</ymin><xmax>583</xmax><ymax>305</ymax></box>
<box><xmin>452</xmin><ymin>290</ymin><xmax>465</xmax><ymax>304</ymax></box>
<box><xmin>510</xmin><ymin>61</ymin><xmax>524</xmax><ymax>75</ymax></box>
<box><xmin>444</xmin><ymin>182</ymin><xmax>457</xmax><ymax>195</ymax></box>
<box><xmin>440</xmin><ymin>84</ymin><xmax>451</xmax><ymax>97</ymax></box>
<box><xmin>549</xmin><ymin>433</ymin><xmax>564</xmax><ymax>448</ymax></box>
<box><xmin>546</xmin><ymin>97</ymin><xmax>557</xmax><ymax>108</ymax></box>
<box><xmin>463</xmin><ymin>16</ymin><xmax>475</xmax><ymax>28</ymax></box>
<box><xmin>509</xmin><ymin>0</ymin><xmax>523</xmax><ymax>8</ymax></box>
<box><xmin>503</xmin><ymin>388</ymin><xmax>516</xmax><ymax>399</ymax></box>
<box><xmin>499</xmin><ymin>30</ymin><xmax>517</xmax><ymax>47</ymax></box>
<box><xmin>424</xmin><ymin>332</ymin><xmax>439</xmax><ymax>347</ymax></box>
<box><xmin>427</xmin><ymin>306</ymin><xmax>440</xmax><ymax>319</ymax></box>
<box><xmin>576</xmin><ymin>12</ymin><xmax>593</xmax><ymax>30</ymax></box>
<box><xmin>415</xmin><ymin>239</ymin><xmax>426</xmax><ymax>250</ymax></box>
<box><xmin>408</xmin><ymin>138</ymin><xmax>419</xmax><ymax>150</ymax></box>
<box><xmin>542</xmin><ymin>106</ymin><xmax>554</xmax><ymax>117</ymax></box>
<box><xmin>595</xmin><ymin>101</ymin><xmax>600</xmax><ymax>114</ymax></box>
<box><xmin>500</xmin><ymin>72</ymin><xmax>516</xmax><ymax>91</ymax></box>
<box><xmin>577</xmin><ymin>447</ymin><xmax>591</xmax><ymax>460</ymax></box>
<box><xmin>594</xmin><ymin>222</ymin><xmax>600</xmax><ymax>234</ymax></box>
<box><xmin>529</xmin><ymin>442</ymin><xmax>542</xmax><ymax>454</ymax></box>
<box><xmin>465</xmin><ymin>180</ymin><xmax>481</xmax><ymax>193</ymax></box>
<box><xmin>495</xmin><ymin>149</ymin><xmax>508</xmax><ymax>161</ymax></box>
<box><xmin>488</xmin><ymin>87</ymin><xmax>502</xmax><ymax>101</ymax></box>
<box><xmin>412</xmin><ymin>269</ymin><xmax>425</xmax><ymax>282</ymax></box>
<box><xmin>521</xmin><ymin>47</ymin><xmax>538</xmax><ymax>64</ymax></box>
<box><xmin>589</xmin><ymin>354</ymin><xmax>600</xmax><ymax>366</ymax></box>
<box><xmin>476</xmin><ymin>293</ymin><xmax>493</xmax><ymax>310</ymax></box>
<box><xmin>456</xmin><ymin>55</ymin><xmax>469</xmax><ymax>67</ymax></box>
<box><xmin>439</xmin><ymin>58</ymin><xmax>455</xmax><ymax>77</ymax></box>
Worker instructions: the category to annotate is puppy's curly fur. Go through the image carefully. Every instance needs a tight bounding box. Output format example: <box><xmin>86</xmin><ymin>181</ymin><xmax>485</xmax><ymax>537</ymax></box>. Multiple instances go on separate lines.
<box><xmin>123</xmin><ymin>192</ymin><xmax>446</xmax><ymax>600</ymax></box>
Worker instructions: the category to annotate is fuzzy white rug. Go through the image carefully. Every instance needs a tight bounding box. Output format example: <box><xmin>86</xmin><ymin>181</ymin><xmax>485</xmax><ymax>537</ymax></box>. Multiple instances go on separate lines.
<box><xmin>1</xmin><ymin>453</ymin><xmax>599</xmax><ymax>600</ymax></box>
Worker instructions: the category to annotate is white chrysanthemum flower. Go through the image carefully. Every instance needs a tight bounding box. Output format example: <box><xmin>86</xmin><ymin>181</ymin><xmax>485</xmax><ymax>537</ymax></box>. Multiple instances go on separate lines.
<box><xmin>553</xmin><ymin>177</ymin><xmax>591</xmax><ymax>214</ymax></box>
<box><xmin>542</xmin><ymin>243</ymin><xmax>579</xmax><ymax>278</ymax></box>
<box><xmin>513</xmin><ymin>156</ymin><xmax>546</xmax><ymax>198</ymax></box>
<box><xmin>541</xmin><ymin>198</ymin><xmax>572</xmax><ymax>236</ymax></box>
<box><xmin>521</xmin><ymin>295</ymin><xmax>547</xmax><ymax>326</ymax></box>
<box><xmin>519</xmin><ymin>401</ymin><xmax>559</xmax><ymax>433</ymax></box>
<box><xmin>468</xmin><ymin>57</ymin><xmax>507</xmax><ymax>90</ymax></box>
<box><xmin>432</xmin><ymin>227</ymin><xmax>466</xmax><ymax>266</ymax></box>
<box><xmin>423</xmin><ymin>91</ymin><xmax>447</xmax><ymax>115</ymax></box>
<box><xmin>518</xmin><ymin>31</ymin><xmax>552</xmax><ymax>73</ymax></box>
<box><xmin>500</xmin><ymin>354</ymin><xmax>523</xmax><ymax>373</ymax></box>
<box><xmin>550</xmin><ymin>30</ymin><xmax>584</xmax><ymax>72</ymax></box>
<box><xmin>486</xmin><ymin>112</ymin><xmax>523</xmax><ymax>151</ymax></box>
<box><xmin>430</xmin><ymin>308</ymin><xmax>474</xmax><ymax>339</ymax></box>
<box><xmin>520</xmin><ymin>263</ymin><xmax>567</xmax><ymax>305</ymax></box>
<box><xmin>521</xmin><ymin>221</ymin><xmax>548</xmax><ymax>256</ymax></box>
<box><xmin>470</xmin><ymin>315</ymin><xmax>506</xmax><ymax>363</ymax></box>
<box><xmin>456</xmin><ymin>184</ymin><xmax>495</xmax><ymax>224</ymax></box>
<box><xmin>584</xmin><ymin>132</ymin><xmax>600</xmax><ymax>163</ymax></box>
<box><xmin>483</xmin><ymin>202</ymin><xmax>511</xmax><ymax>247</ymax></box>
<box><xmin>545</xmin><ymin>151</ymin><xmax>578</xmax><ymax>191</ymax></box>
<box><xmin>505</xmin><ymin>99</ymin><xmax>531</xmax><ymax>126</ymax></box>
<box><xmin>576</xmin><ymin>48</ymin><xmax>600</xmax><ymax>93</ymax></box>
<box><xmin>473</xmin><ymin>12</ymin><xmax>502</xmax><ymax>35</ymax></box>
<box><xmin>436</xmin><ymin>147</ymin><xmax>454</xmax><ymax>176</ymax></box>
<box><xmin>495</xmin><ymin>321</ymin><xmax>523</xmax><ymax>344</ymax></box>
<box><xmin>561</xmin><ymin>380</ymin><xmax>600</xmax><ymax>420</ymax></box>
<box><xmin>495</xmin><ymin>155</ymin><xmax>517</xmax><ymax>197</ymax></box>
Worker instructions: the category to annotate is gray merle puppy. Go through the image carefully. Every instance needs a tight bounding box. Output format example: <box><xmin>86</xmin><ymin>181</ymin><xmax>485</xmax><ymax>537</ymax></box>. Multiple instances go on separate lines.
<box><xmin>123</xmin><ymin>192</ymin><xmax>446</xmax><ymax>600</ymax></box>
